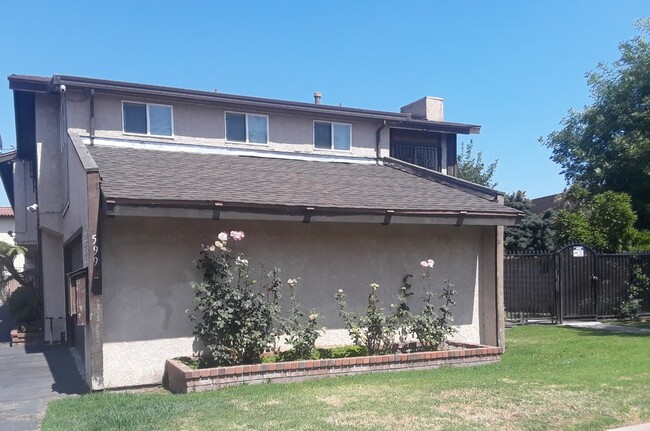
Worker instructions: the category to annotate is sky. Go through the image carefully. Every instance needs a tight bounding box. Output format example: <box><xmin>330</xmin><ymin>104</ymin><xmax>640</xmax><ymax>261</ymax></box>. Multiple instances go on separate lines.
<box><xmin>0</xmin><ymin>1</ymin><xmax>647</xmax><ymax>207</ymax></box>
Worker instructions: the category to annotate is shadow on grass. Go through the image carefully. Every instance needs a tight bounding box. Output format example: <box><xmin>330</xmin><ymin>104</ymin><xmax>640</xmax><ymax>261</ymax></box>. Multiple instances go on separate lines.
<box><xmin>562</xmin><ymin>326</ymin><xmax>650</xmax><ymax>338</ymax></box>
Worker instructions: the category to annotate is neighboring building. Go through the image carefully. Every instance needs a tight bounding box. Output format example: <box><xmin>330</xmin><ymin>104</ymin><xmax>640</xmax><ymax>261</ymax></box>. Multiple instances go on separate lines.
<box><xmin>531</xmin><ymin>193</ymin><xmax>564</xmax><ymax>214</ymax></box>
<box><xmin>0</xmin><ymin>206</ymin><xmax>16</xmax><ymax>246</ymax></box>
<box><xmin>0</xmin><ymin>206</ymin><xmax>25</xmax><ymax>296</ymax></box>
<box><xmin>0</xmin><ymin>74</ymin><xmax>520</xmax><ymax>389</ymax></box>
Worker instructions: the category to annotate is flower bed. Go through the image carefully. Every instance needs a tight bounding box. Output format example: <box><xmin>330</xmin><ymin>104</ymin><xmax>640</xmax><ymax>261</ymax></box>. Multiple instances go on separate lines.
<box><xmin>165</xmin><ymin>342</ymin><xmax>503</xmax><ymax>394</ymax></box>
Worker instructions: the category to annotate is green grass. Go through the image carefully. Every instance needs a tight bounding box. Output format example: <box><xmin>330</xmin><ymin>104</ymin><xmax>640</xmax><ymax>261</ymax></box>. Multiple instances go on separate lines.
<box><xmin>42</xmin><ymin>326</ymin><xmax>650</xmax><ymax>431</ymax></box>
<box><xmin>605</xmin><ymin>319</ymin><xmax>650</xmax><ymax>329</ymax></box>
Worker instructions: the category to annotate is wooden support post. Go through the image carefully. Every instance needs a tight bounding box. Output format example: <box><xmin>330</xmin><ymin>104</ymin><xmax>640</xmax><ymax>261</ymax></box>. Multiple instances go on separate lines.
<box><xmin>86</xmin><ymin>171</ymin><xmax>104</xmax><ymax>390</ymax></box>
<box><xmin>495</xmin><ymin>195</ymin><xmax>506</xmax><ymax>349</ymax></box>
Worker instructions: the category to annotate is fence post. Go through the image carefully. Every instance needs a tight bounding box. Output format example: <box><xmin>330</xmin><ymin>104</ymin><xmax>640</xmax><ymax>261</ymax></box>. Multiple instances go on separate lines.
<box><xmin>555</xmin><ymin>251</ymin><xmax>563</xmax><ymax>324</ymax></box>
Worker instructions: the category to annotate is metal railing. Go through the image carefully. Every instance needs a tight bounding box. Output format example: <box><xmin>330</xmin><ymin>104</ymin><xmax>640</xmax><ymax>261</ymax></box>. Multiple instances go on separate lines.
<box><xmin>505</xmin><ymin>245</ymin><xmax>650</xmax><ymax>322</ymax></box>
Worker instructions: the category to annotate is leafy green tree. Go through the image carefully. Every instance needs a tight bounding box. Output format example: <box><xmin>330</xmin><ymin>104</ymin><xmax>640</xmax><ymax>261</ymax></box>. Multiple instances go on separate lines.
<box><xmin>0</xmin><ymin>241</ymin><xmax>32</xmax><ymax>289</ymax></box>
<box><xmin>504</xmin><ymin>191</ymin><xmax>555</xmax><ymax>253</ymax></box>
<box><xmin>543</xmin><ymin>20</ymin><xmax>650</xmax><ymax>227</ymax></box>
<box><xmin>456</xmin><ymin>140</ymin><xmax>498</xmax><ymax>188</ymax></box>
<box><xmin>0</xmin><ymin>241</ymin><xmax>40</xmax><ymax>325</ymax></box>
<box><xmin>552</xmin><ymin>189</ymin><xmax>643</xmax><ymax>252</ymax></box>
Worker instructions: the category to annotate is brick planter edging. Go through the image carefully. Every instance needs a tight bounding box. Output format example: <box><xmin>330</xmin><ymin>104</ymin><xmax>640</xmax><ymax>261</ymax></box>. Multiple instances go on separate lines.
<box><xmin>10</xmin><ymin>329</ymin><xmax>42</xmax><ymax>347</ymax></box>
<box><xmin>165</xmin><ymin>342</ymin><xmax>504</xmax><ymax>394</ymax></box>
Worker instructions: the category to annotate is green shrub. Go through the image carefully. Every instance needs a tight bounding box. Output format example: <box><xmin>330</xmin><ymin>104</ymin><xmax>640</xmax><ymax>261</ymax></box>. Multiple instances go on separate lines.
<box><xmin>335</xmin><ymin>259</ymin><xmax>457</xmax><ymax>354</ymax></box>
<box><xmin>618</xmin><ymin>262</ymin><xmax>650</xmax><ymax>321</ymax></box>
<box><xmin>6</xmin><ymin>285</ymin><xmax>42</xmax><ymax>325</ymax></box>
<box><xmin>281</xmin><ymin>279</ymin><xmax>320</xmax><ymax>360</ymax></box>
<box><xmin>317</xmin><ymin>345</ymin><xmax>368</xmax><ymax>359</ymax></box>
<box><xmin>335</xmin><ymin>283</ymin><xmax>398</xmax><ymax>355</ymax></box>
<box><xmin>188</xmin><ymin>231</ymin><xmax>283</xmax><ymax>366</ymax></box>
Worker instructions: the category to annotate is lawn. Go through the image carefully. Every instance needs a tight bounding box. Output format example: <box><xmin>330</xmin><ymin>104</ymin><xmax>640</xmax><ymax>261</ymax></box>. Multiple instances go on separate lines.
<box><xmin>42</xmin><ymin>325</ymin><xmax>650</xmax><ymax>431</ymax></box>
<box><xmin>606</xmin><ymin>319</ymin><xmax>650</xmax><ymax>330</ymax></box>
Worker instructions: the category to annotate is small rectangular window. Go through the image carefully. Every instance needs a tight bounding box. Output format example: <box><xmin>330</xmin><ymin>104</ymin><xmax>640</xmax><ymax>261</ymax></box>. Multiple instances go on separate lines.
<box><xmin>123</xmin><ymin>103</ymin><xmax>147</xmax><ymax>134</ymax></box>
<box><xmin>122</xmin><ymin>102</ymin><xmax>173</xmax><ymax>136</ymax></box>
<box><xmin>314</xmin><ymin>121</ymin><xmax>351</xmax><ymax>151</ymax></box>
<box><xmin>226</xmin><ymin>112</ymin><xmax>268</xmax><ymax>144</ymax></box>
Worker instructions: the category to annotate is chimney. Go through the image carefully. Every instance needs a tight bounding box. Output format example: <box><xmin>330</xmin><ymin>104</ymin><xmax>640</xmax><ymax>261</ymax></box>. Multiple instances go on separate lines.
<box><xmin>400</xmin><ymin>96</ymin><xmax>444</xmax><ymax>121</ymax></box>
<box><xmin>314</xmin><ymin>92</ymin><xmax>321</xmax><ymax>104</ymax></box>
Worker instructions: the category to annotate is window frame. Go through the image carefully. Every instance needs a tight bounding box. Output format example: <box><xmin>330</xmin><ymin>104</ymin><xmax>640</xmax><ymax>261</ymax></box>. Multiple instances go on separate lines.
<box><xmin>122</xmin><ymin>101</ymin><xmax>174</xmax><ymax>137</ymax></box>
<box><xmin>313</xmin><ymin>121</ymin><xmax>352</xmax><ymax>151</ymax></box>
<box><xmin>224</xmin><ymin>111</ymin><xmax>269</xmax><ymax>145</ymax></box>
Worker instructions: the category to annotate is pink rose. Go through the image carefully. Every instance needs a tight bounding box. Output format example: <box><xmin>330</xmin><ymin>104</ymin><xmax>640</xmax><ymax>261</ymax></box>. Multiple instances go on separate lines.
<box><xmin>230</xmin><ymin>230</ymin><xmax>245</xmax><ymax>241</ymax></box>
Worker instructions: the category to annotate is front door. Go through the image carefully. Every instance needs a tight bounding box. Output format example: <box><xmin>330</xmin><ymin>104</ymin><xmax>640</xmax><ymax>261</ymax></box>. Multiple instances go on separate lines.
<box><xmin>66</xmin><ymin>269</ymin><xmax>88</xmax><ymax>361</ymax></box>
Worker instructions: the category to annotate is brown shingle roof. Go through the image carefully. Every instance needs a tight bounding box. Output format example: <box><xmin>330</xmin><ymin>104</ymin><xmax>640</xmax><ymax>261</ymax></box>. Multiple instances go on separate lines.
<box><xmin>87</xmin><ymin>145</ymin><xmax>519</xmax><ymax>216</ymax></box>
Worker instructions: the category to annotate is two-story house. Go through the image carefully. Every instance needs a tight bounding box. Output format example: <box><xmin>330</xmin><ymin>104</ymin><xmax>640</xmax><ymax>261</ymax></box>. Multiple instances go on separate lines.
<box><xmin>1</xmin><ymin>74</ymin><xmax>520</xmax><ymax>389</ymax></box>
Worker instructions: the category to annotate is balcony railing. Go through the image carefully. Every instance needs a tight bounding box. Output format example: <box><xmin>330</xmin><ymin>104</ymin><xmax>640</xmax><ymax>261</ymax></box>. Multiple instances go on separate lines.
<box><xmin>390</xmin><ymin>144</ymin><xmax>441</xmax><ymax>171</ymax></box>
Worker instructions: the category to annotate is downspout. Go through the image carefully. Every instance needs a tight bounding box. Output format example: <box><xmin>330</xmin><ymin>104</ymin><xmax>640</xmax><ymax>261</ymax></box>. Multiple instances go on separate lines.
<box><xmin>375</xmin><ymin>120</ymin><xmax>387</xmax><ymax>163</ymax></box>
<box><xmin>89</xmin><ymin>89</ymin><xmax>95</xmax><ymax>146</ymax></box>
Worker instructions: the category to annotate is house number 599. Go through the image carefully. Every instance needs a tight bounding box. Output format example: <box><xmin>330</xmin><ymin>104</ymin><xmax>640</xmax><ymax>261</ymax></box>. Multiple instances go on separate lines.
<box><xmin>92</xmin><ymin>234</ymin><xmax>99</xmax><ymax>267</ymax></box>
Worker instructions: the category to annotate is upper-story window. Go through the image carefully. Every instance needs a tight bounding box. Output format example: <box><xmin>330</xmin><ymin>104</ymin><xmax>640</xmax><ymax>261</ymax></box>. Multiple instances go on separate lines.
<box><xmin>225</xmin><ymin>112</ymin><xmax>268</xmax><ymax>144</ymax></box>
<box><xmin>122</xmin><ymin>102</ymin><xmax>173</xmax><ymax>137</ymax></box>
<box><xmin>314</xmin><ymin>121</ymin><xmax>351</xmax><ymax>151</ymax></box>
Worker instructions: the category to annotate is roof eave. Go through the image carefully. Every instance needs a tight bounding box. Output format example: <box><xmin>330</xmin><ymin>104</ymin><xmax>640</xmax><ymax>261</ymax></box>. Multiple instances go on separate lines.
<box><xmin>103</xmin><ymin>197</ymin><xmax>521</xmax><ymax>225</ymax></box>
<box><xmin>393</xmin><ymin>120</ymin><xmax>481</xmax><ymax>135</ymax></box>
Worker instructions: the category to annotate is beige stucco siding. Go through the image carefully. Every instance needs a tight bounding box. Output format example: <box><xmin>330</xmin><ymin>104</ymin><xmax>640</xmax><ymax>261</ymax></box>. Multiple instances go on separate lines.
<box><xmin>12</xmin><ymin>160</ymin><xmax>38</xmax><ymax>246</ymax></box>
<box><xmin>62</xmin><ymin>137</ymin><xmax>89</xmax><ymax>242</ymax></box>
<box><xmin>67</xmin><ymin>94</ymin><xmax>382</xmax><ymax>158</ymax></box>
<box><xmin>101</xmin><ymin>217</ymin><xmax>497</xmax><ymax>387</ymax></box>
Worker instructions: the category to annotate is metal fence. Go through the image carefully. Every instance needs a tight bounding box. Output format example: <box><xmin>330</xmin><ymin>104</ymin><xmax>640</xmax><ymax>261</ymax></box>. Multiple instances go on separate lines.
<box><xmin>504</xmin><ymin>244</ymin><xmax>650</xmax><ymax>322</ymax></box>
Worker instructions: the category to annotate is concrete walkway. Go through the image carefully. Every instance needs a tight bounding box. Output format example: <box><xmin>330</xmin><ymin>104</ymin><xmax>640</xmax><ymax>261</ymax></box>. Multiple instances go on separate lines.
<box><xmin>562</xmin><ymin>320</ymin><xmax>650</xmax><ymax>334</ymax></box>
<box><xmin>0</xmin><ymin>302</ymin><xmax>87</xmax><ymax>431</ymax></box>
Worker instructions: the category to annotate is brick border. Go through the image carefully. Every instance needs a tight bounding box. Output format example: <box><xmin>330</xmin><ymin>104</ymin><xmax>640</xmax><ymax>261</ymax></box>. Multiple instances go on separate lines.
<box><xmin>165</xmin><ymin>342</ymin><xmax>504</xmax><ymax>393</ymax></box>
<box><xmin>10</xmin><ymin>329</ymin><xmax>42</xmax><ymax>347</ymax></box>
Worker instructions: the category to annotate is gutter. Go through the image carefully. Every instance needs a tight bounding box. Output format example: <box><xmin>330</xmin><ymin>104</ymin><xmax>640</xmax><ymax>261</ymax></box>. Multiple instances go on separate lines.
<box><xmin>104</xmin><ymin>197</ymin><xmax>522</xmax><ymax>221</ymax></box>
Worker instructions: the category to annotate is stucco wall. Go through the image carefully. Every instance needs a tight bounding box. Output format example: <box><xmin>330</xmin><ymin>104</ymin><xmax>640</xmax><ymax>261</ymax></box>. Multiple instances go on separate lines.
<box><xmin>35</xmin><ymin>94</ymin><xmax>63</xmax><ymax>233</ymax></box>
<box><xmin>28</xmin><ymin>92</ymin><xmax>93</xmax><ymax>344</ymax></box>
<box><xmin>41</xmin><ymin>230</ymin><xmax>66</xmax><ymax>342</ymax></box>
<box><xmin>12</xmin><ymin>160</ymin><xmax>38</xmax><ymax>246</ymax></box>
<box><xmin>62</xmin><ymin>137</ymin><xmax>89</xmax><ymax>242</ymax></box>
<box><xmin>101</xmin><ymin>217</ymin><xmax>497</xmax><ymax>387</ymax></box>
<box><xmin>66</xmin><ymin>93</ymin><xmax>383</xmax><ymax>158</ymax></box>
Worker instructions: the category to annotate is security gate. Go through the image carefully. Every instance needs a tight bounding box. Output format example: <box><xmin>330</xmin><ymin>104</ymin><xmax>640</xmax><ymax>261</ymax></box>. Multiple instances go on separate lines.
<box><xmin>505</xmin><ymin>244</ymin><xmax>650</xmax><ymax>322</ymax></box>
<box><xmin>557</xmin><ymin>244</ymin><xmax>597</xmax><ymax>319</ymax></box>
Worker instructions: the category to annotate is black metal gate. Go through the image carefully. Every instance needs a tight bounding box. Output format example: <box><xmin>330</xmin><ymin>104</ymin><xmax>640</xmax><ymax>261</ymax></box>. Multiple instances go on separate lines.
<box><xmin>505</xmin><ymin>244</ymin><xmax>650</xmax><ymax>322</ymax></box>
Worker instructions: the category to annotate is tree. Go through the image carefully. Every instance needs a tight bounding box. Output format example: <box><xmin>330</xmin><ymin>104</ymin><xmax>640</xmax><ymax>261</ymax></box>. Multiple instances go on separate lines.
<box><xmin>456</xmin><ymin>140</ymin><xmax>498</xmax><ymax>188</ymax></box>
<box><xmin>552</xmin><ymin>189</ymin><xmax>643</xmax><ymax>252</ymax></box>
<box><xmin>504</xmin><ymin>190</ymin><xmax>555</xmax><ymax>253</ymax></box>
<box><xmin>0</xmin><ymin>241</ymin><xmax>33</xmax><ymax>290</ymax></box>
<box><xmin>543</xmin><ymin>20</ymin><xmax>650</xmax><ymax>227</ymax></box>
<box><xmin>0</xmin><ymin>241</ymin><xmax>41</xmax><ymax>325</ymax></box>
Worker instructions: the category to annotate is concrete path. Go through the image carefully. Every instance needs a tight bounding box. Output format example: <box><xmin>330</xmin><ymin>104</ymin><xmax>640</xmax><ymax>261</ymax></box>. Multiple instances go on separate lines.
<box><xmin>562</xmin><ymin>320</ymin><xmax>650</xmax><ymax>334</ymax></box>
<box><xmin>0</xmin><ymin>302</ymin><xmax>87</xmax><ymax>431</ymax></box>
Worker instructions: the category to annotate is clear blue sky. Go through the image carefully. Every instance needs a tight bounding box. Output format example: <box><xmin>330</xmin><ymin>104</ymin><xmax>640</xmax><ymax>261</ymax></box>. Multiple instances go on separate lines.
<box><xmin>0</xmin><ymin>1</ymin><xmax>647</xmax><ymax>206</ymax></box>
